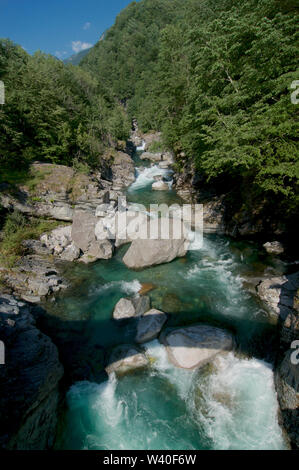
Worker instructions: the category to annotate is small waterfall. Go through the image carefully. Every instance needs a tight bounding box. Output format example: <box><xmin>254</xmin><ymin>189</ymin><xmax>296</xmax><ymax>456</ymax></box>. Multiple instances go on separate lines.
<box><xmin>136</xmin><ymin>140</ymin><xmax>146</xmax><ymax>151</ymax></box>
<box><xmin>128</xmin><ymin>165</ymin><xmax>172</xmax><ymax>191</ymax></box>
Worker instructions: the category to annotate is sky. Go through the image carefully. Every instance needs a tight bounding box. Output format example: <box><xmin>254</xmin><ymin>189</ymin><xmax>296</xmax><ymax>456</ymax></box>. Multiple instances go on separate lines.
<box><xmin>0</xmin><ymin>0</ymin><xmax>138</xmax><ymax>59</ymax></box>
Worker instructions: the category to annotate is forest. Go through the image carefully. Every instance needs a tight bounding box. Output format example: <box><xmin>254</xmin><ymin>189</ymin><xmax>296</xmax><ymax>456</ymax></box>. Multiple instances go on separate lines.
<box><xmin>0</xmin><ymin>0</ymin><xmax>298</xmax><ymax>231</ymax></box>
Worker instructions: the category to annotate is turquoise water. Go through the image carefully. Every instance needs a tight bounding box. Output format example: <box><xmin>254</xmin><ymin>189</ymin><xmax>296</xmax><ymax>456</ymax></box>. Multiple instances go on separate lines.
<box><xmin>51</xmin><ymin>150</ymin><xmax>288</xmax><ymax>450</ymax></box>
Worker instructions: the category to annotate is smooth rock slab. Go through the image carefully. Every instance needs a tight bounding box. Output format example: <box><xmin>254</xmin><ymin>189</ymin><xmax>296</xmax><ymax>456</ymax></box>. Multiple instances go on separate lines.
<box><xmin>136</xmin><ymin>309</ymin><xmax>167</xmax><ymax>343</ymax></box>
<box><xmin>161</xmin><ymin>324</ymin><xmax>234</xmax><ymax>370</ymax></box>
<box><xmin>106</xmin><ymin>344</ymin><xmax>149</xmax><ymax>376</ymax></box>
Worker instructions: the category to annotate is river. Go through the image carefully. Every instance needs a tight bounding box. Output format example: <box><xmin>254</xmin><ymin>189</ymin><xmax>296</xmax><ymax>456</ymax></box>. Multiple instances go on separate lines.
<box><xmin>51</xmin><ymin>147</ymin><xmax>288</xmax><ymax>450</ymax></box>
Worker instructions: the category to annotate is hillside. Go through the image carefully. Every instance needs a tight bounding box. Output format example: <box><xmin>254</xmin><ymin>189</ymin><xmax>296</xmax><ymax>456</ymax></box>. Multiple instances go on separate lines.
<box><xmin>80</xmin><ymin>0</ymin><xmax>299</xmax><ymax>239</ymax></box>
<box><xmin>63</xmin><ymin>47</ymin><xmax>92</xmax><ymax>66</ymax></box>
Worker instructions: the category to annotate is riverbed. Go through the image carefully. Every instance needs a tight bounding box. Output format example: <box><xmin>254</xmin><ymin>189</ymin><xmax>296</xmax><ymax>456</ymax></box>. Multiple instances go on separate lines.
<box><xmin>50</xmin><ymin>148</ymin><xmax>288</xmax><ymax>450</ymax></box>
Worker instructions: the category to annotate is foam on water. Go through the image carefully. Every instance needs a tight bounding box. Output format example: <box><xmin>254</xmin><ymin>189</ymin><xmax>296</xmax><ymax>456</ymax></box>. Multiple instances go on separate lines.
<box><xmin>128</xmin><ymin>165</ymin><xmax>172</xmax><ymax>191</ymax></box>
<box><xmin>64</xmin><ymin>344</ymin><xmax>286</xmax><ymax>450</ymax></box>
<box><xmin>136</xmin><ymin>140</ymin><xmax>146</xmax><ymax>151</ymax></box>
<box><xmin>90</xmin><ymin>279</ymin><xmax>141</xmax><ymax>296</ymax></box>
<box><xmin>193</xmin><ymin>353</ymin><xmax>287</xmax><ymax>450</ymax></box>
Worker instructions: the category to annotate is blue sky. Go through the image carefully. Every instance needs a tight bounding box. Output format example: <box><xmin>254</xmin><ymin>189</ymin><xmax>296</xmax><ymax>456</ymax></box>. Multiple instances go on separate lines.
<box><xmin>0</xmin><ymin>0</ymin><xmax>138</xmax><ymax>59</ymax></box>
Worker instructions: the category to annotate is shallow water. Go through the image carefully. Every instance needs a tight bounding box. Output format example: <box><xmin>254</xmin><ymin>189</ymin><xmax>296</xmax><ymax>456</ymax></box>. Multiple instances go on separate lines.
<box><xmin>51</xmin><ymin>150</ymin><xmax>288</xmax><ymax>450</ymax></box>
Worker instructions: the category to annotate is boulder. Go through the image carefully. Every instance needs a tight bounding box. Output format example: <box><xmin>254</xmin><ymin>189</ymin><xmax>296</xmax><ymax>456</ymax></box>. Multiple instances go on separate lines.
<box><xmin>123</xmin><ymin>218</ymin><xmax>188</xmax><ymax>269</ymax></box>
<box><xmin>106</xmin><ymin>344</ymin><xmax>149</xmax><ymax>376</ymax></box>
<box><xmin>71</xmin><ymin>211</ymin><xmax>96</xmax><ymax>252</ymax></box>
<box><xmin>152</xmin><ymin>181</ymin><xmax>169</xmax><ymax>191</ymax></box>
<box><xmin>140</xmin><ymin>152</ymin><xmax>162</xmax><ymax>162</ymax></box>
<box><xmin>113</xmin><ymin>298</ymin><xmax>136</xmax><ymax>320</ymax></box>
<box><xmin>160</xmin><ymin>324</ymin><xmax>234</xmax><ymax>370</ymax></box>
<box><xmin>113</xmin><ymin>295</ymin><xmax>150</xmax><ymax>320</ymax></box>
<box><xmin>136</xmin><ymin>309</ymin><xmax>167</xmax><ymax>343</ymax></box>
<box><xmin>72</xmin><ymin>210</ymin><xmax>114</xmax><ymax>262</ymax></box>
<box><xmin>79</xmin><ymin>240</ymin><xmax>113</xmax><ymax>264</ymax></box>
<box><xmin>111</xmin><ymin>151</ymin><xmax>135</xmax><ymax>188</ymax></box>
<box><xmin>132</xmin><ymin>295</ymin><xmax>151</xmax><ymax>316</ymax></box>
<box><xmin>263</xmin><ymin>241</ymin><xmax>284</xmax><ymax>255</ymax></box>
<box><xmin>59</xmin><ymin>242</ymin><xmax>81</xmax><ymax>262</ymax></box>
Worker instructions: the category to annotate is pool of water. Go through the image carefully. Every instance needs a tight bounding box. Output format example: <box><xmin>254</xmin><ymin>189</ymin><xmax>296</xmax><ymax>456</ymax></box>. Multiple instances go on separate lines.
<box><xmin>49</xmin><ymin>149</ymin><xmax>288</xmax><ymax>450</ymax></box>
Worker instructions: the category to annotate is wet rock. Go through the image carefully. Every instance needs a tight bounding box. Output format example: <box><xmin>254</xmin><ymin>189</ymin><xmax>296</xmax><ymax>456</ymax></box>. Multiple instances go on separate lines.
<box><xmin>275</xmin><ymin>349</ymin><xmax>299</xmax><ymax>449</ymax></box>
<box><xmin>160</xmin><ymin>324</ymin><xmax>234</xmax><ymax>370</ymax></box>
<box><xmin>106</xmin><ymin>344</ymin><xmax>149</xmax><ymax>376</ymax></box>
<box><xmin>152</xmin><ymin>181</ymin><xmax>169</xmax><ymax>191</ymax></box>
<box><xmin>0</xmin><ymin>295</ymin><xmax>63</xmax><ymax>449</ymax></box>
<box><xmin>263</xmin><ymin>241</ymin><xmax>284</xmax><ymax>255</ymax></box>
<box><xmin>136</xmin><ymin>308</ymin><xmax>167</xmax><ymax>343</ymax></box>
<box><xmin>256</xmin><ymin>271</ymin><xmax>299</xmax><ymax>448</ymax></box>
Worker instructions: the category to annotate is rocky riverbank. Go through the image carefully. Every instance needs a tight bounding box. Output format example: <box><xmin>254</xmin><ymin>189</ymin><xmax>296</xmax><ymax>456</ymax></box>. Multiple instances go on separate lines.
<box><xmin>0</xmin><ymin>294</ymin><xmax>63</xmax><ymax>449</ymax></box>
<box><xmin>0</xmin><ymin>146</ymin><xmax>136</xmax><ymax>448</ymax></box>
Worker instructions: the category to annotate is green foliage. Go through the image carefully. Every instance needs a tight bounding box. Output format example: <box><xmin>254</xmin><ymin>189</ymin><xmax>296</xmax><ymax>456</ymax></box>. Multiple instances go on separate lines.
<box><xmin>0</xmin><ymin>40</ymin><xmax>130</xmax><ymax>173</ymax></box>
<box><xmin>82</xmin><ymin>0</ymin><xmax>297</xmax><ymax>221</ymax></box>
<box><xmin>0</xmin><ymin>210</ymin><xmax>61</xmax><ymax>267</ymax></box>
<box><xmin>0</xmin><ymin>0</ymin><xmax>298</xmax><ymax>229</ymax></box>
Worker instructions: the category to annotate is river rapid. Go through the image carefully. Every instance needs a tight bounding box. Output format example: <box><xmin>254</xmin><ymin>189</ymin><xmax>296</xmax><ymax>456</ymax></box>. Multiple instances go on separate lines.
<box><xmin>51</xmin><ymin>147</ymin><xmax>288</xmax><ymax>450</ymax></box>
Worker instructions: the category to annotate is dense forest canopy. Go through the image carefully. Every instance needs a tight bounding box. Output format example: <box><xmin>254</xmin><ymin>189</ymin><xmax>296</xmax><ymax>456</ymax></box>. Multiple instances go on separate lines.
<box><xmin>0</xmin><ymin>40</ymin><xmax>130</xmax><ymax>172</ymax></box>
<box><xmin>0</xmin><ymin>0</ymin><xmax>298</xmax><ymax>230</ymax></box>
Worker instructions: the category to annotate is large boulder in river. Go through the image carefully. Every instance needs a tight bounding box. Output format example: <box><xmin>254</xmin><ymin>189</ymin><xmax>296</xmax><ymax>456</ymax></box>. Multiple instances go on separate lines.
<box><xmin>136</xmin><ymin>309</ymin><xmax>167</xmax><ymax>343</ymax></box>
<box><xmin>123</xmin><ymin>217</ymin><xmax>189</xmax><ymax>269</ymax></box>
<box><xmin>106</xmin><ymin>344</ymin><xmax>149</xmax><ymax>376</ymax></box>
<box><xmin>160</xmin><ymin>324</ymin><xmax>234</xmax><ymax>370</ymax></box>
<box><xmin>123</xmin><ymin>238</ymin><xmax>187</xmax><ymax>269</ymax></box>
